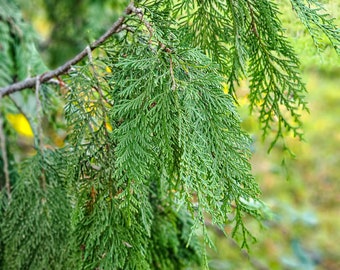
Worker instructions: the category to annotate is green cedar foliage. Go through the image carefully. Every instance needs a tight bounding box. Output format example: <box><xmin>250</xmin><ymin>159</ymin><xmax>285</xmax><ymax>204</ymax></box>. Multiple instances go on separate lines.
<box><xmin>1</xmin><ymin>152</ymin><xmax>71</xmax><ymax>270</ymax></box>
<box><xmin>0</xmin><ymin>0</ymin><xmax>339</xmax><ymax>269</ymax></box>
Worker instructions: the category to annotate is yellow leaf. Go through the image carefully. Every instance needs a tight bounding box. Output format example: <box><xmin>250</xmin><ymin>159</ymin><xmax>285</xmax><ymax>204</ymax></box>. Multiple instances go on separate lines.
<box><xmin>32</xmin><ymin>15</ymin><xmax>52</xmax><ymax>39</ymax></box>
<box><xmin>6</xmin><ymin>113</ymin><xmax>34</xmax><ymax>137</ymax></box>
<box><xmin>105</xmin><ymin>66</ymin><xmax>112</xmax><ymax>73</ymax></box>
<box><xmin>222</xmin><ymin>82</ymin><xmax>229</xmax><ymax>94</ymax></box>
<box><xmin>105</xmin><ymin>116</ymin><xmax>113</xmax><ymax>132</ymax></box>
<box><xmin>105</xmin><ymin>122</ymin><xmax>113</xmax><ymax>132</ymax></box>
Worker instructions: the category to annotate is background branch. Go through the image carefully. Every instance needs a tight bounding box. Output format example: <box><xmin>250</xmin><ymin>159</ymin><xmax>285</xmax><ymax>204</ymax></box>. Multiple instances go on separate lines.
<box><xmin>0</xmin><ymin>113</ymin><xmax>11</xmax><ymax>200</ymax></box>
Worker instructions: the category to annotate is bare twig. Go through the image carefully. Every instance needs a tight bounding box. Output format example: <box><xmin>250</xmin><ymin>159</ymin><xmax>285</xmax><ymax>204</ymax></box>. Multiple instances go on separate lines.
<box><xmin>0</xmin><ymin>112</ymin><xmax>11</xmax><ymax>200</ymax></box>
<box><xmin>128</xmin><ymin>6</ymin><xmax>176</xmax><ymax>91</ymax></box>
<box><xmin>35</xmin><ymin>77</ymin><xmax>47</xmax><ymax>190</ymax></box>
<box><xmin>131</xmin><ymin>7</ymin><xmax>153</xmax><ymax>41</ymax></box>
<box><xmin>246</xmin><ymin>1</ymin><xmax>259</xmax><ymax>38</ymax></box>
<box><xmin>35</xmin><ymin>77</ymin><xmax>43</xmax><ymax>151</ymax></box>
<box><xmin>86</xmin><ymin>45</ymin><xmax>93</xmax><ymax>64</ymax></box>
<box><xmin>0</xmin><ymin>2</ymin><xmax>136</xmax><ymax>98</ymax></box>
<box><xmin>169</xmin><ymin>56</ymin><xmax>177</xmax><ymax>90</ymax></box>
<box><xmin>86</xmin><ymin>45</ymin><xmax>110</xmax><ymax>138</ymax></box>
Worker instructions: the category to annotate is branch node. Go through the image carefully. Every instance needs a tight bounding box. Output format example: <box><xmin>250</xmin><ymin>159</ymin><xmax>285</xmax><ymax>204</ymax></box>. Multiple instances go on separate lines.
<box><xmin>86</xmin><ymin>45</ymin><xmax>93</xmax><ymax>64</ymax></box>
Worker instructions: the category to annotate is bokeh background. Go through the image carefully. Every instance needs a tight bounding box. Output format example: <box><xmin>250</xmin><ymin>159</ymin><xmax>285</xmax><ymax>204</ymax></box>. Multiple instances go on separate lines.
<box><xmin>8</xmin><ymin>0</ymin><xmax>340</xmax><ymax>269</ymax></box>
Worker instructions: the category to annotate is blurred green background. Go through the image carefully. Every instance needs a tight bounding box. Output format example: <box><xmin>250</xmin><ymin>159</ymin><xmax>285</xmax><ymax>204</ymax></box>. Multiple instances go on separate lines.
<box><xmin>12</xmin><ymin>0</ymin><xmax>340</xmax><ymax>269</ymax></box>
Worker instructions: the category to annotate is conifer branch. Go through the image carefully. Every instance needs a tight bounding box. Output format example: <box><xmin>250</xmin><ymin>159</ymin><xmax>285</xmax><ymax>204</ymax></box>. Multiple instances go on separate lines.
<box><xmin>0</xmin><ymin>2</ymin><xmax>136</xmax><ymax>98</ymax></box>
<box><xmin>3</xmin><ymin>1</ymin><xmax>338</xmax><ymax>268</ymax></box>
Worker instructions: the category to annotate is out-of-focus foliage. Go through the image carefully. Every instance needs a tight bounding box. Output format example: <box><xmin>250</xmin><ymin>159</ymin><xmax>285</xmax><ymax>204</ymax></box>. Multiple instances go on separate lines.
<box><xmin>15</xmin><ymin>0</ymin><xmax>129</xmax><ymax>67</ymax></box>
<box><xmin>0</xmin><ymin>0</ymin><xmax>47</xmax><ymax>86</ymax></box>
<box><xmin>205</xmin><ymin>1</ymin><xmax>340</xmax><ymax>269</ymax></box>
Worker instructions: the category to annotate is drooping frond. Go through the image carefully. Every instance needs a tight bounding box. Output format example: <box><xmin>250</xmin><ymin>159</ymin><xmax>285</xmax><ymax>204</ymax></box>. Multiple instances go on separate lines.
<box><xmin>172</xmin><ymin>0</ymin><xmax>308</xmax><ymax>148</ymax></box>
<box><xmin>246</xmin><ymin>0</ymin><xmax>309</xmax><ymax>150</ymax></box>
<box><xmin>1</xmin><ymin>151</ymin><xmax>71</xmax><ymax>270</ymax></box>
<box><xmin>290</xmin><ymin>0</ymin><xmax>340</xmax><ymax>54</ymax></box>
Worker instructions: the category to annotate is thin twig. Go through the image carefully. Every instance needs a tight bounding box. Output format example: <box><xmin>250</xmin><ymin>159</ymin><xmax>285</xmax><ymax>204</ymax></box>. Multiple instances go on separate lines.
<box><xmin>0</xmin><ymin>2</ymin><xmax>136</xmax><ymax>98</ymax></box>
<box><xmin>35</xmin><ymin>77</ymin><xmax>47</xmax><ymax>190</ymax></box>
<box><xmin>129</xmin><ymin>7</ymin><xmax>176</xmax><ymax>90</ymax></box>
<box><xmin>131</xmin><ymin>7</ymin><xmax>153</xmax><ymax>41</ymax></box>
<box><xmin>35</xmin><ymin>77</ymin><xmax>43</xmax><ymax>151</ymax></box>
<box><xmin>85</xmin><ymin>41</ymin><xmax>111</xmax><ymax>137</ymax></box>
<box><xmin>0</xmin><ymin>112</ymin><xmax>11</xmax><ymax>200</ymax></box>
<box><xmin>246</xmin><ymin>1</ymin><xmax>259</xmax><ymax>38</ymax></box>
<box><xmin>86</xmin><ymin>45</ymin><xmax>93</xmax><ymax>64</ymax></box>
<box><xmin>169</xmin><ymin>56</ymin><xmax>177</xmax><ymax>90</ymax></box>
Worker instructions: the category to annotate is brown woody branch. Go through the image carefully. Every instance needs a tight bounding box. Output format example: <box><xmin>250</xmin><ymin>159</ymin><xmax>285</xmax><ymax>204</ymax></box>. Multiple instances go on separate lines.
<box><xmin>0</xmin><ymin>2</ymin><xmax>137</xmax><ymax>98</ymax></box>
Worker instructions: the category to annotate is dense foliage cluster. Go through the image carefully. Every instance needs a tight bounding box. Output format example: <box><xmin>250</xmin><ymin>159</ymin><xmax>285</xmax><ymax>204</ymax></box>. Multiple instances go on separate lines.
<box><xmin>0</xmin><ymin>0</ymin><xmax>339</xmax><ymax>269</ymax></box>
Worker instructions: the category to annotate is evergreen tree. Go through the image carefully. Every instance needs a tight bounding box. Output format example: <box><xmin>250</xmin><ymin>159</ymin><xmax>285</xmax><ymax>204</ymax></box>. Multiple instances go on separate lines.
<box><xmin>0</xmin><ymin>0</ymin><xmax>339</xmax><ymax>269</ymax></box>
